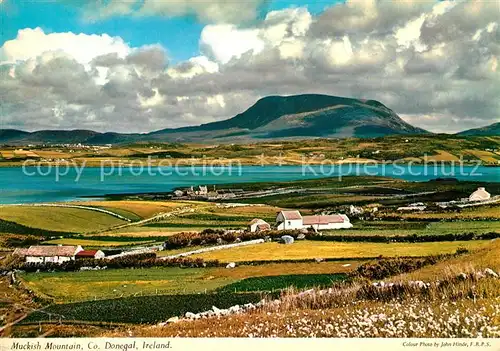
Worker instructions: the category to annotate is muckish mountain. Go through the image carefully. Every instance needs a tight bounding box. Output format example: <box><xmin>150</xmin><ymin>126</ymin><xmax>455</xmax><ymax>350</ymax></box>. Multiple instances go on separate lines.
<box><xmin>0</xmin><ymin>94</ymin><xmax>429</xmax><ymax>144</ymax></box>
<box><xmin>149</xmin><ymin>94</ymin><xmax>429</xmax><ymax>141</ymax></box>
<box><xmin>457</xmin><ymin>122</ymin><xmax>500</xmax><ymax>136</ymax></box>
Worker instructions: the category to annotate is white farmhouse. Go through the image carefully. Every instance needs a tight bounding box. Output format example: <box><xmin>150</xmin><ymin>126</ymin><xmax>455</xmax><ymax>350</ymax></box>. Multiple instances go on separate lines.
<box><xmin>24</xmin><ymin>245</ymin><xmax>83</xmax><ymax>264</ymax></box>
<box><xmin>276</xmin><ymin>210</ymin><xmax>352</xmax><ymax>231</ymax></box>
<box><xmin>276</xmin><ymin>210</ymin><xmax>304</xmax><ymax>230</ymax></box>
<box><xmin>469</xmin><ymin>187</ymin><xmax>491</xmax><ymax>202</ymax></box>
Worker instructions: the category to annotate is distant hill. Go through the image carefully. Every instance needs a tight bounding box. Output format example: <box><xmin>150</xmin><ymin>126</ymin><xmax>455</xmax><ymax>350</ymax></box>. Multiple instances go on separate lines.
<box><xmin>457</xmin><ymin>122</ymin><xmax>500</xmax><ymax>136</ymax></box>
<box><xmin>0</xmin><ymin>94</ymin><xmax>429</xmax><ymax>145</ymax></box>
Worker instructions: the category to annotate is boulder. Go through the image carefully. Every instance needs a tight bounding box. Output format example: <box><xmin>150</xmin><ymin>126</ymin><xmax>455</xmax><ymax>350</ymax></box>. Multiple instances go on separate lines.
<box><xmin>226</xmin><ymin>262</ymin><xmax>236</xmax><ymax>269</ymax></box>
<box><xmin>229</xmin><ymin>305</ymin><xmax>240</xmax><ymax>313</ymax></box>
<box><xmin>315</xmin><ymin>258</ymin><xmax>324</xmax><ymax>263</ymax></box>
<box><xmin>243</xmin><ymin>303</ymin><xmax>256</xmax><ymax>310</ymax></box>
<box><xmin>280</xmin><ymin>235</ymin><xmax>294</xmax><ymax>244</ymax></box>
<box><xmin>296</xmin><ymin>233</ymin><xmax>306</xmax><ymax>240</ymax></box>
<box><xmin>185</xmin><ymin>312</ymin><xmax>196</xmax><ymax>319</ymax></box>
<box><xmin>166</xmin><ymin>316</ymin><xmax>179</xmax><ymax>324</ymax></box>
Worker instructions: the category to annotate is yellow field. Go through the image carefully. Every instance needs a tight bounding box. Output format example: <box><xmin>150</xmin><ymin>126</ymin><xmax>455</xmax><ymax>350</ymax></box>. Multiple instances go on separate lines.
<box><xmin>191</xmin><ymin>240</ymin><xmax>490</xmax><ymax>262</ymax></box>
<box><xmin>425</xmin><ymin>150</ymin><xmax>460</xmax><ymax>162</ymax></box>
<box><xmin>0</xmin><ymin>206</ymin><xmax>126</xmax><ymax>233</ymax></box>
<box><xmin>464</xmin><ymin>149</ymin><xmax>499</xmax><ymax>163</ymax></box>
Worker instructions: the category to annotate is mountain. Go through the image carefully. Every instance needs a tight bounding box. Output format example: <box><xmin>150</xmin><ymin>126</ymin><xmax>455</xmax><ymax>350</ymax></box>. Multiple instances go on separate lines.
<box><xmin>457</xmin><ymin>122</ymin><xmax>500</xmax><ymax>136</ymax></box>
<box><xmin>0</xmin><ymin>94</ymin><xmax>429</xmax><ymax>145</ymax></box>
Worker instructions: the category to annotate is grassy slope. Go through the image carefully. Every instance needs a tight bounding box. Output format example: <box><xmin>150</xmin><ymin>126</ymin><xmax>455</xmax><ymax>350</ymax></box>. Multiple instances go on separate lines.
<box><xmin>0</xmin><ymin>206</ymin><xmax>126</xmax><ymax>233</ymax></box>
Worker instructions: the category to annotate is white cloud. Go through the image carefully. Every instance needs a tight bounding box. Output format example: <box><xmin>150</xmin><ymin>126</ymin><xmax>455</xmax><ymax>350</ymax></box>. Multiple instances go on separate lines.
<box><xmin>0</xmin><ymin>27</ymin><xmax>131</xmax><ymax>64</ymax></box>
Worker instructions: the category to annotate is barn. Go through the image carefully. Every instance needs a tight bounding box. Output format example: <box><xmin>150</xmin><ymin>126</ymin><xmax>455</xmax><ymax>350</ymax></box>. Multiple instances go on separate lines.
<box><xmin>248</xmin><ymin>218</ymin><xmax>271</xmax><ymax>232</ymax></box>
<box><xmin>75</xmin><ymin>249</ymin><xmax>105</xmax><ymax>259</ymax></box>
<box><xmin>302</xmin><ymin>214</ymin><xmax>353</xmax><ymax>230</ymax></box>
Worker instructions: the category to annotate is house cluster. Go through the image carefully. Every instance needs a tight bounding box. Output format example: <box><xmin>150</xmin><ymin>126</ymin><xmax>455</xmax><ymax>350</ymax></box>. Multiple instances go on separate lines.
<box><xmin>13</xmin><ymin>245</ymin><xmax>105</xmax><ymax>264</ymax></box>
<box><xmin>173</xmin><ymin>185</ymin><xmax>245</xmax><ymax>200</ymax></box>
<box><xmin>249</xmin><ymin>210</ymin><xmax>352</xmax><ymax>233</ymax></box>
<box><xmin>437</xmin><ymin>187</ymin><xmax>497</xmax><ymax>209</ymax></box>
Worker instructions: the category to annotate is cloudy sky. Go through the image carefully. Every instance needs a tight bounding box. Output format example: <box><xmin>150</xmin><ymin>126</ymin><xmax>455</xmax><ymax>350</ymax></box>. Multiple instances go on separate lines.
<box><xmin>1</xmin><ymin>0</ymin><xmax>499</xmax><ymax>134</ymax></box>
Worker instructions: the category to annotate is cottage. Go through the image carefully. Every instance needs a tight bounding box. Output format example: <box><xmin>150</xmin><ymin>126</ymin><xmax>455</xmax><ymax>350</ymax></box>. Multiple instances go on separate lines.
<box><xmin>248</xmin><ymin>219</ymin><xmax>271</xmax><ymax>232</ymax></box>
<box><xmin>23</xmin><ymin>245</ymin><xmax>83</xmax><ymax>264</ymax></box>
<box><xmin>469</xmin><ymin>187</ymin><xmax>491</xmax><ymax>202</ymax></box>
<box><xmin>75</xmin><ymin>250</ymin><xmax>105</xmax><ymax>259</ymax></box>
<box><xmin>276</xmin><ymin>210</ymin><xmax>352</xmax><ymax>231</ymax></box>
<box><xmin>276</xmin><ymin>210</ymin><xmax>303</xmax><ymax>230</ymax></box>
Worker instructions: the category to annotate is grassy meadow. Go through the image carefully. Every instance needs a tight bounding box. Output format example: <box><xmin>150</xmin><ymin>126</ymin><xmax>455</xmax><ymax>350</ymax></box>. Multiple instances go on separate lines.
<box><xmin>0</xmin><ymin>206</ymin><xmax>126</xmax><ymax>233</ymax></box>
<box><xmin>190</xmin><ymin>240</ymin><xmax>490</xmax><ymax>263</ymax></box>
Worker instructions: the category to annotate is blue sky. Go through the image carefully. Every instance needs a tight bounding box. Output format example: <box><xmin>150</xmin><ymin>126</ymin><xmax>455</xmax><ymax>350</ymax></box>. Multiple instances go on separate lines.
<box><xmin>2</xmin><ymin>0</ymin><xmax>338</xmax><ymax>62</ymax></box>
<box><xmin>1</xmin><ymin>0</ymin><xmax>498</xmax><ymax>133</ymax></box>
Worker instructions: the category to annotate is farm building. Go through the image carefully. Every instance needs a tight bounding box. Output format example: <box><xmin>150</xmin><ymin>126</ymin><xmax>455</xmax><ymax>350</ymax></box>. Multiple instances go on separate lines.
<box><xmin>248</xmin><ymin>218</ymin><xmax>271</xmax><ymax>232</ymax></box>
<box><xmin>469</xmin><ymin>187</ymin><xmax>491</xmax><ymax>202</ymax></box>
<box><xmin>276</xmin><ymin>211</ymin><xmax>352</xmax><ymax>231</ymax></box>
<box><xmin>276</xmin><ymin>210</ymin><xmax>304</xmax><ymax>230</ymax></box>
<box><xmin>20</xmin><ymin>245</ymin><xmax>84</xmax><ymax>264</ymax></box>
<box><xmin>75</xmin><ymin>250</ymin><xmax>105</xmax><ymax>259</ymax></box>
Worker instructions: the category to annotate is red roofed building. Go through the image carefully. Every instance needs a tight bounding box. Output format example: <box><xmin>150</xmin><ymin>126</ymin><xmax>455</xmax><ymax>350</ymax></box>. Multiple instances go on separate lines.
<box><xmin>24</xmin><ymin>245</ymin><xmax>84</xmax><ymax>264</ymax></box>
<box><xmin>276</xmin><ymin>211</ymin><xmax>352</xmax><ymax>231</ymax></box>
<box><xmin>76</xmin><ymin>250</ymin><xmax>105</xmax><ymax>260</ymax></box>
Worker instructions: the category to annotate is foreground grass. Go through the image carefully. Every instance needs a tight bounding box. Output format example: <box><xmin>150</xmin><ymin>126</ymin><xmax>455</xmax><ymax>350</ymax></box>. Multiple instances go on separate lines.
<box><xmin>0</xmin><ymin>206</ymin><xmax>126</xmax><ymax>233</ymax></box>
<box><xmin>191</xmin><ymin>240</ymin><xmax>490</xmax><ymax>263</ymax></box>
<box><xmin>126</xmin><ymin>298</ymin><xmax>499</xmax><ymax>337</ymax></box>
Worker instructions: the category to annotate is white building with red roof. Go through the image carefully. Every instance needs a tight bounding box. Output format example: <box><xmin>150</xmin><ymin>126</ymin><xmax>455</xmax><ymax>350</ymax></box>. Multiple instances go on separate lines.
<box><xmin>23</xmin><ymin>245</ymin><xmax>84</xmax><ymax>264</ymax></box>
<box><xmin>276</xmin><ymin>211</ymin><xmax>352</xmax><ymax>231</ymax></box>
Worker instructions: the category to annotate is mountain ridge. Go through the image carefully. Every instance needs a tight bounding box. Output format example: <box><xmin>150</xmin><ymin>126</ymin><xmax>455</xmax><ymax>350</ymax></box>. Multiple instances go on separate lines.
<box><xmin>1</xmin><ymin>94</ymin><xmax>431</xmax><ymax>144</ymax></box>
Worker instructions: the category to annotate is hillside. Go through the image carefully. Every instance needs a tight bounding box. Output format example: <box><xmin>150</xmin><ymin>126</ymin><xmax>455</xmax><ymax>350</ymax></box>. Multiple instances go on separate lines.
<box><xmin>0</xmin><ymin>95</ymin><xmax>428</xmax><ymax>145</ymax></box>
<box><xmin>457</xmin><ymin>122</ymin><xmax>500</xmax><ymax>136</ymax></box>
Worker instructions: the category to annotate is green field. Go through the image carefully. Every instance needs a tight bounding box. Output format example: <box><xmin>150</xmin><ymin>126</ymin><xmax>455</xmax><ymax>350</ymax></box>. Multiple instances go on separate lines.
<box><xmin>217</xmin><ymin>273</ymin><xmax>347</xmax><ymax>293</ymax></box>
<box><xmin>22</xmin><ymin>292</ymin><xmax>264</xmax><ymax>324</ymax></box>
<box><xmin>20</xmin><ymin>261</ymin><xmax>360</xmax><ymax>303</ymax></box>
<box><xmin>333</xmin><ymin>220</ymin><xmax>500</xmax><ymax>237</ymax></box>
<box><xmin>191</xmin><ymin>240</ymin><xmax>490</xmax><ymax>263</ymax></box>
<box><xmin>0</xmin><ymin>206</ymin><xmax>126</xmax><ymax>233</ymax></box>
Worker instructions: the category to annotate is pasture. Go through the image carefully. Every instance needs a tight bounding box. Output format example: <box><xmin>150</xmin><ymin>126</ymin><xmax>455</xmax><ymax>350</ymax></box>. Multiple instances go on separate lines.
<box><xmin>19</xmin><ymin>261</ymin><xmax>360</xmax><ymax>303</ymax></box>
<box><xmin>190</xmin><ymin>240</ymin><xmax>491</xmax><ymax>263</ymax></box>
<box><xmin>0</xmin><ymin>206</ymin><xmax>126</xmax><ymax>233</ymax></box>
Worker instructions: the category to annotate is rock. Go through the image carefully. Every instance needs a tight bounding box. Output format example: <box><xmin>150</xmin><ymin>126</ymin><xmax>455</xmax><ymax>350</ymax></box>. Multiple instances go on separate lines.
<box><xmin>234</xmin><ymin>237</ymin><xmax>242</xmax><ymax>243</ymax></box>
<box><xmin>185</xmin><ymin>312</ymin><xmax>196</xmax><ymax>319</ymax></box>
<box><xmin>280</xmin><ymin>235</ymin><xmax>294</xmax><ymax>244</ymax></box>
<box><xmin>296</xmin><ymin>233</ymin><xmax>306</xmax><ymax>240</ymax></box>
<box><xmin>243</xmin><ymin>303</ymin><xmax>256</xmax><ymax>310</ymax></box>
<box><xmin>458</xmin><ymin>272</ymin><xmax>468</xmax><ymax>280</ymax></box>
<box><xmin>484</xmin><ymin>268</ymin><xmax>499</xmax><ymax>278</ymax></box>
<box><xmin>219</xmin><ymin>309</ymin><xmax>230</xmax><ymax>316</ymax></box>
<box><xmin>216</xmin><ymin>238</ymin><xmax>224</xmax><ymax>245</ymax></box>
<box><xmin>315</xmin><ymin>258</ymin><xmax>324</xmax><ymax>263</ymax></box>
<box><xmin>226</xmin><ymin>262</ymin><xmax>236</xmax><ymax>269</ymax></box>
<box><xmin>264</xmin><ymin>236</ymin><xmax>272</xmax><ymax>242</ymax></box>
<box><xmin>229</xmin><ymin>305</ymin><xmax>240</xmax><ymax>313</ymax></box>
<box><xmin>166</xmin><ymin>316</ymin><xmax>179</xmax><ymax>324</ymax></box>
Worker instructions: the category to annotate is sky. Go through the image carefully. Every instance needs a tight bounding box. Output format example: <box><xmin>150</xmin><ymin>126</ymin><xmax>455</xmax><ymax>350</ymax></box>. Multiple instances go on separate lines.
<box><xmin>1</xmin><ymin>0</ymin><xmax>499</xmax><ymax>134</ymax></box>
